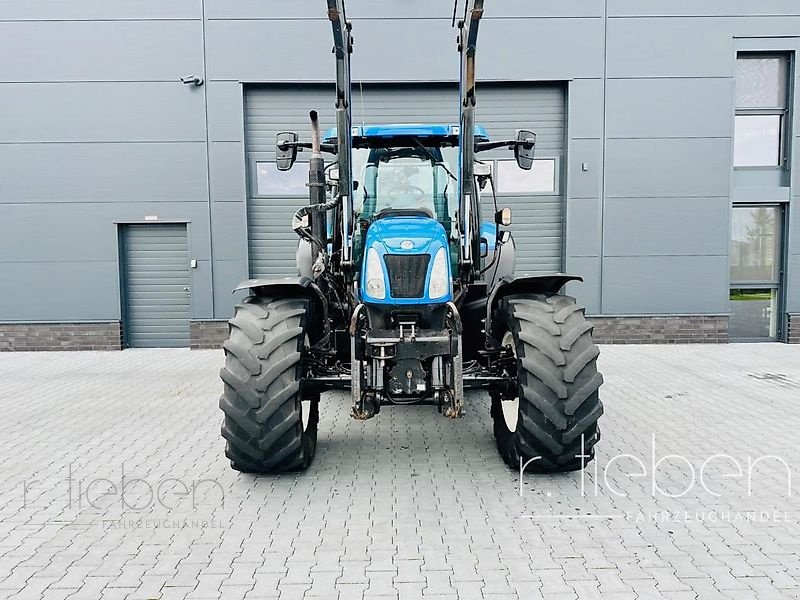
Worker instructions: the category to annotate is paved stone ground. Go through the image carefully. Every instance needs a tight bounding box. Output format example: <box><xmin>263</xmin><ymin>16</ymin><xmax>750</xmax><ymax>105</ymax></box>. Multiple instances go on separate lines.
<box><xmin>0</xmin><ymin>345</ymin><xmax>799</xmax><ymax>599</ymax></box>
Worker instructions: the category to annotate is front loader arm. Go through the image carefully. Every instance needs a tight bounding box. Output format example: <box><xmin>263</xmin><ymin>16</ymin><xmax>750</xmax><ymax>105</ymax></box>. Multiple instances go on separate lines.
<box><xmin>327</xmin><ymin>0</ymin><xmax>355</xmax><ymax>270</ymax></box>
<box><xmin>456</xmin><ymin>0</ymin><xmax>484</xmax><ymax>282</ymax></box>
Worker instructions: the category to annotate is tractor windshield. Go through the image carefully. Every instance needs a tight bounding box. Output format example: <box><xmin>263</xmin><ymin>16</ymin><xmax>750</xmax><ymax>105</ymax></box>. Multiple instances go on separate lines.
<box><xmin>353</xmin><ymin>146</ymin><xmax>457</xmax><ymax>227</ymax></box>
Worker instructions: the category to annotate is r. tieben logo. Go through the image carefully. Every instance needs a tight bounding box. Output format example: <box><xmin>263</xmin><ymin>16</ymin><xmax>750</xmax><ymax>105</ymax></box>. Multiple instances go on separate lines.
<box><xmin>519</xmin><ymin>434</ymin><xmax>793</xmax><ymax>500</ymax></box>
<box><xmin>22</xmin><ymin>463</ymin><xmax>225</xmax><ymax>511</ymax></box>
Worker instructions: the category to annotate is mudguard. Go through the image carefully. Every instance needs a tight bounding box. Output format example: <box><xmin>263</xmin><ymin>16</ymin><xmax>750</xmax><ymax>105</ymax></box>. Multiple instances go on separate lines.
<box><xmin>234</xmin><ymin>276</ymin><xmax>329</xmax><ymax>338</ymax></box>
<box><xmin>484</xmin><ymin>274</ymin><xmax>583</xmax><ymax>347</ymax></box>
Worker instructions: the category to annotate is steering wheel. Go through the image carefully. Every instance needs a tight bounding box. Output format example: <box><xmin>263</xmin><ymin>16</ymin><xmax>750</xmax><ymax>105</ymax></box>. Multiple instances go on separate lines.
<box><xmin>385</xmin><ymin>185</ymin><xmax>426</xmax><ymax>203</ymax></box>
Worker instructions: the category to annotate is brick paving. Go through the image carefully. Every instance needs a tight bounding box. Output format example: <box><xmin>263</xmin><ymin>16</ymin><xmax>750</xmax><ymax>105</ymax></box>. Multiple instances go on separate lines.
<box><xmin>0</xmin><ymin>344</ymin><xmax>799</xmax><ymax>599</ymax></box>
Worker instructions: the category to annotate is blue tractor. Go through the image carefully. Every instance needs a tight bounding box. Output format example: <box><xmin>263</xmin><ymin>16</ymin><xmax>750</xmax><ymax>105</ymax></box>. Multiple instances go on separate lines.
<box><xmin>220</xmin><ymin>0</ymin><xmax>603</xmax><ymax>473</ymax></box>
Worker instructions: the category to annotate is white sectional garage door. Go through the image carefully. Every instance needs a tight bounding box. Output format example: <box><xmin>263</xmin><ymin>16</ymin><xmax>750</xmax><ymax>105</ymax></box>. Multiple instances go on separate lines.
<box><xmin>244</xmin><ymin>83</ymin><xmax>565</xmax><ymax>277</ymax></box>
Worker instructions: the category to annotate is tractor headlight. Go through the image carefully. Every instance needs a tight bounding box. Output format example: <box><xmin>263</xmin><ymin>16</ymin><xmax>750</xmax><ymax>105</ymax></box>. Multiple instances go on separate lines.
<box><xmin>365</xmin><ymin>247</ymin><xmax>386</xmax><ymax>300</ymax></box>
<box><xmin>428</xmin><ymin>247</ymin><xmax>450</xmax><ymax>300</ymax></box>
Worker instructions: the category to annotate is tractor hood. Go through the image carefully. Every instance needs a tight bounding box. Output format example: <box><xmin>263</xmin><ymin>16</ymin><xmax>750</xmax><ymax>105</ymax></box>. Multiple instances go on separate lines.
<box><xmin>360</xmin><ymin>216</ymin><xmax>453</xmax><ymax>305</ymax></box>
<box><xmin>366</xmin><ymin>216</ymin><xmax>444</xmax><ymax>254</ymax></box>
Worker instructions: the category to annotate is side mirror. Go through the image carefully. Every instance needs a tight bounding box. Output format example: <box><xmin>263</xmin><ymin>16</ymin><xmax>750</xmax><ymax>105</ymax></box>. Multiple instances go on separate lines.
<box><xmin>480</xmin><ymin>237</ymin><xmax>489</xmax><ymax>258</ymax></box>
<box><xmin>276</xmin><ymin>131</ymin><xmax>298</xmax><ymax>171</ymax></box>
<box><xmin>514</xmin><ymin>129</ymin><xmax>536</xmax><ymax>171</ymax></box>
<box><xmin>495</xmin><ymin>207</ymin><xmax>512</xmax><ymax>227</ymax></box>
<box><xmin>329</xmin><ymin>167</ymin><xmax>339</xmax><ymax>181</ymax></box>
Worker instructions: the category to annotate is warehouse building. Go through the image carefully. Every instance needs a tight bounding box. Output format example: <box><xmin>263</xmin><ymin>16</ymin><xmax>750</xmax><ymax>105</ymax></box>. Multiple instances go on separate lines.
<box><xmin>1</xmin><ymin>1</ymin><xmax>799</xmax><ymax>349</ymax></box>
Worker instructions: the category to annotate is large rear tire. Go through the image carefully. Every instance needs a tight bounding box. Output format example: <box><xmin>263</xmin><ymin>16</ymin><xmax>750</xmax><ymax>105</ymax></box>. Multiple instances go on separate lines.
<box><xmin>219</xmin><ymin>296</ymin><xmax>318</xmax><ymax>473</ymax></box>
<box><xmin>492</xmin><ymin>294</ymin><xmax>603</xmax><ymax>473</ymax></box>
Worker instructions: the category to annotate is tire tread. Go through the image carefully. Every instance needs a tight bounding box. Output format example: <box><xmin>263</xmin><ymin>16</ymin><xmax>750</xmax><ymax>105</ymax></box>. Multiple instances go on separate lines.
<box><xmin>493</xmin><ymin>293</ymin><xmax>603</xmax><ymax>473</ymax></box>
<box><xmin>218</xmin><ymin>295</ymin><xmax>317</xmax><ymax>473</ymax></box>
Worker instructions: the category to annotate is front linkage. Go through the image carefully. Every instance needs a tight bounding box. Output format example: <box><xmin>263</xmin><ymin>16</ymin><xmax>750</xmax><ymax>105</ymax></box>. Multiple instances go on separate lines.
<box><xmin>348</xmin><ymin>302</ymin><xmax>465</xmax><ymax>420</ymax></box>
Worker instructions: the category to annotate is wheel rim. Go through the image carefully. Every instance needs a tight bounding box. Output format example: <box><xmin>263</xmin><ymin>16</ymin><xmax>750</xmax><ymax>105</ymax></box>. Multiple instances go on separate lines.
<box><xmin>301</xmin><ymin>335</ymin><xmax>312</xmax><ymax>433</ymax></box>
<box><xmin>501</xmin><ymin>331</ymin><xmax>520</xmax><ymax>433</ymax></box>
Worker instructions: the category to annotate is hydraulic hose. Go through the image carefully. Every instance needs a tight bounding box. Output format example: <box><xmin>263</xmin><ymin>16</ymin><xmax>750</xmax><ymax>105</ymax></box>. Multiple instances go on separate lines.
<box><xmin>292</xmin><ymin>196</ymin><xmax>340</xmax><ymax>255</ymax></box>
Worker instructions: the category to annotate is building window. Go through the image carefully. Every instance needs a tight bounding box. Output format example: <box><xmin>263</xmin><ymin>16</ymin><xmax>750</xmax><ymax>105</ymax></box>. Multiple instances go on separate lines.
<box><xmin>255</xmin><ymin>162</ymin><xmax>308</xmax><ymax>196</ymax></box>
<box><xmin>729</xmin><ymin>204</ymin><xmax>784</xmax><ymax>341</ymax></box>
<box><xmin>734</xmin><ymin>54</ymin><xmax>790</xmax><ymax>168</ymax></box>
<box><xmin>497</xmin><ymin>158</ymin><xmax>557</xmax><ymax>194</ymax></box>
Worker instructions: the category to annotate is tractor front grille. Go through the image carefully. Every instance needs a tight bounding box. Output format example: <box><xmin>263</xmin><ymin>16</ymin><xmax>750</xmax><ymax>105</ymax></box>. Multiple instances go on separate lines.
<box><xmin>384</xmin><ymin>254</ymin><xmax>431</xmax><ymax>299</ymax></box>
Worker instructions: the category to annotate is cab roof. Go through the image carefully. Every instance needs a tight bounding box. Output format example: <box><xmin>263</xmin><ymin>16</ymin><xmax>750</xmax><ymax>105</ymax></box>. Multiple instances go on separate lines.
<box><xmin>323</xmin><ymin>123</ymin><xmax>489</xmax><ymax>147</ymax></box>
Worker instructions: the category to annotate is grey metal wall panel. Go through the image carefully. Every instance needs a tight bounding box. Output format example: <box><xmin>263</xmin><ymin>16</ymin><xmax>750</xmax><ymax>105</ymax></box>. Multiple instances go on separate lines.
<box><xmin>606</xmin><ymin>19</ymin><xmax>734</xmax><ymax>78</ymax></box>
<box><xmin>0</xmin><ymin>83</ymin><xmax>205</xmax><ymax>143</ymax></box>
<box><xmin>568</xmin><ymin>79</ymin><xmax>604</xmax><ymax>140</ymax></box>
<box><xmin>474</xmin><ymin>1</ymin><xmax>604</xmax><ymax>18</ymax></box>
<box><xmin>0</xmin><ymin>202</ymin><xmax>211</xmax><ymax>263</ymax></box>
<box><xmin>190</xmin><ymin>260</ymin><xmax>213</xmax><ymax>320</ymax></box>
<box><xmin>209</xmin><ymin>142</ymin><xmax>247</xmax><ymax>200</ymax></box>
<box><xmin>565</xmin><ymin>198</ymin><xmax>601</xmax><ymax>258</ymax></box>
<box><xmin>122</xmin><ymin>224</ymin><xmax>191</xmax><ymax>348</ymax></box>
<box><xmin>604</xmin><ymin>138</ymin><xmax>731</xmax><ymax>198</ymax></box>
<box><xmin>787</xmin><ymin>255</ymin><xmax>800</xmax><ymax>313</ymax></box>
<box><xmin>210</xmin><ymin>202</ymin><xmax>249</xmax><ymax>262</ymax></box>
<box><xmin>788</xmin><ymin>195</ymin><xmax>800</xmax><ymax>313</ymax></box>
<box><xmin>793</xmin><ymin>137</ymin><xmax>800</xmax><ymax>185</ymax></box>
<box><xmin>207</xmin><ymin>82</ymin><xmax>244</xmax><ymax>142</ymax></box>
<box><xmin>0</xmin><ymin>0</ymin><xmax>201</xmax><ymax>20</ymax></box>
<box><xmin>603</xmin><ymin>197</ymin><xmax>730</xmax><ymax>257</ymax></box>
<box><xmin>207</xmin><ymin>18</ymin><xmax>603</xmax><ymax>83</ymax></box>
<box><xmin>206</xmin><ymin>20</ymin><xmax>335</xmax><ymax>83</ymax></box>
<box><xmin>609</xmin><ymin>1</ymin><xmax>800</xmax><ymax>17</ymax></box>
<box><xmin>0</xmin><ymin>21</ymin><xmax>203</xmax><ymax>82</ymax></box>
<box><xmin>0</xmin><ymin>143</ymin><xmax>208</xmax><ymax>203</ymax></box>
<box><xmin>791</xmin><ymin>196</ymin><xmax>800</xmax><ymax>248</ymax></box>
<box><xmin>605</xmin><ymin>78</ymin><xmax>734</xmax><ymax>139</ymax></box>
<box><xmin>213</xmin><ymin>260</ymin><xmax>249</xmax><ymax>319</ymax></box>
<box><xmin>0</xmin><ymin>261</ymin><xmax>120</xmax><ymax>321</ymax></box>
<box><xmin>205</xmin><ymin>0</ymin><xmax>602</xmax><ymax>20</ymax></box>
<box><xmin>0</xmin><ymin>202</ymin><xmax>214</xmax><ymax>323</ymax></box>
<box><xmin>205</xmin><ymin>1</ymin><xmax>451</xmax><ymax>20</ymax></box>
<box><xmin>730</xmin><ymin>16</ymin><xmax>800</xmax><ymax>38</ymax></box>
<box><xmin>602</xmin><ymin>256</ymin><xmax>729</xmax><ymax>315</ymax></box>
<box><xmin>244</xmin><ymin>83</ymin><xmax>565</xmax><ymax>278</ymax></box>
<box><xmin>478</xmin><ymin>19</ymin><xmax>604</xmax><ymax>82</ymax></box>
<box><xmin>568</xmin><ymin>139</ymin><xmax>602</xmax><ymax>199</ymax></box>
<box><xmin>0</xmin><ymin>204</ymin><xmax>117</xmax><ymax>262</ymax></box>
<box><xmin>564</xmin><ymin>256</ymin><xmax>602</xmax><ymax>315</ymax></box>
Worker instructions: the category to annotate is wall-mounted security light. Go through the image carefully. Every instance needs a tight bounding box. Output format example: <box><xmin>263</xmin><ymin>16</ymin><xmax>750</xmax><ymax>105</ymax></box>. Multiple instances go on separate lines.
<box><xmin>180</xmin><ymin>75</ymin><xmax>204</xmax><ymax>87</ymax></box>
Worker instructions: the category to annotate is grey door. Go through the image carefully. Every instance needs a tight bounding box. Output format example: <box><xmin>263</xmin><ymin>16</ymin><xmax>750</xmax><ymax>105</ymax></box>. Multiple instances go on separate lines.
<box><xmin>244</xmin><ymin>83</ymin><xmax>566</xmax><ymax>277</ymax></box>
<box><xmin>121</xmin><ymin>224</ymin><xmax>191</xmax><ymax>348</ymax></box>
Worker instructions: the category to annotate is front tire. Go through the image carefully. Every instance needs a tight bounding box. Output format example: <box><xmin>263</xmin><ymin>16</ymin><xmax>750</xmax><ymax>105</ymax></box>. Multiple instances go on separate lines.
<box><xmin>219</xmin><ymin>296</ymin><xmax>318</xmax><ymax>473</ymax></box>
<box><xmin>492</xmin><ymin>294</ymin><xmax>603</xmax><ymax>473</ymax></box>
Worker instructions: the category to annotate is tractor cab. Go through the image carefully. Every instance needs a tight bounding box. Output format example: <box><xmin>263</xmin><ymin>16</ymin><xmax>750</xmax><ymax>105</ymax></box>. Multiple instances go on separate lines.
<box><xmin>324</xmin><ymin>124</ymin><xmax>489</xmax><ymax>306</ymax></box>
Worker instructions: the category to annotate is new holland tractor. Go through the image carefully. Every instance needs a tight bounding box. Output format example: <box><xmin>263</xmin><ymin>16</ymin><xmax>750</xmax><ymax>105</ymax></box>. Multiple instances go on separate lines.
<box><xmin>219</xmin><ymin>0</ymin><xmax>604</xmax><ymax>473</ymax></box>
